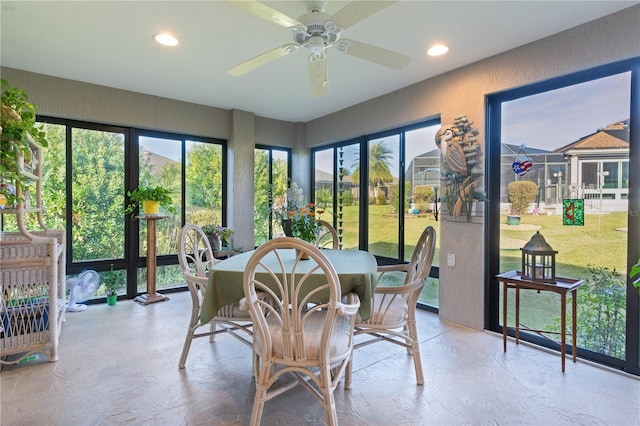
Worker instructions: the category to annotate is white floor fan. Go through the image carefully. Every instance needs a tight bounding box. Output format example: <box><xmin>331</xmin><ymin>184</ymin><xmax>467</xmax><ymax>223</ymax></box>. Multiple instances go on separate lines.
<box><xmin>227</xmin><ymin>0</ymin><xmax>411</xmax><ymax>96</ymax></box>
<box><xmin>66</xmin><ymin>270</ymin><xmax>100</xmax><ymax>312</ymax></box>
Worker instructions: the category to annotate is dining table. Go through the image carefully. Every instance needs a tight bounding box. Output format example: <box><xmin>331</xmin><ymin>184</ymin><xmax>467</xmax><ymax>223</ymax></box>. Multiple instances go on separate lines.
<box><xmin>200</xmin><ymin>248</ymin><xmax>378</xmax><ymax>325</ymax></box>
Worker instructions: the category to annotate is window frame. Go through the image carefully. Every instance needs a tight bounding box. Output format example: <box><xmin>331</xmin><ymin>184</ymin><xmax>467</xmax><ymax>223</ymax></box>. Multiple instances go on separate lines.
<box><xmin>485</xmin><ymin>57</ymin><xmax>639</xmax><ymax>375</ymax></box>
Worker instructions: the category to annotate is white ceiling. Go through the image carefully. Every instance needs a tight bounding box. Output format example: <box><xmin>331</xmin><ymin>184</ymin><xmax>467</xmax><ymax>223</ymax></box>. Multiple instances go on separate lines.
<box><xmin>1</xmin><ymin>1</ymin><xmax>637</xmax><ymax>123</ymax></box>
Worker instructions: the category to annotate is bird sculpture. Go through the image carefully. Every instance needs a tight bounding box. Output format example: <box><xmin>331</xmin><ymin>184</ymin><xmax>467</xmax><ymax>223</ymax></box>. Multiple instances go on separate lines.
<box><xmin>435</xmin><ymin>125</ymin><xmax>468</xmax><ymax>176</ymax></box>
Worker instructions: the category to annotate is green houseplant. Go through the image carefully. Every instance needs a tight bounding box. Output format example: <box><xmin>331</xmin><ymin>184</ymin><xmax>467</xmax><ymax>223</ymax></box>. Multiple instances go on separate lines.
<box><xmin>202</xmin><ymin>224</ymin><xmax>221</xmax><ymax>250</ymax></box>
<box><xmin>289</xmin><ymin>203</ymin><xmax>320</xmax><ymax>243</ymax></box>
<box><xmin>124</xmin><ymin>185</ymin><xmax>177</xmax><ymax>218</ymax></box>
<box><xmin>102</xmin><ymin>266</ymin><xmax>125</xmax><ymax>306</ymax></box>
<box><xmin>201</xmin><ymin>224</ymin><xmax>234</xmax><ymax>250</ymax></box>
<box><xmin>0</xmin><ymin>79</ymin><xmax>48</xmax><ymax>207</ymax></box>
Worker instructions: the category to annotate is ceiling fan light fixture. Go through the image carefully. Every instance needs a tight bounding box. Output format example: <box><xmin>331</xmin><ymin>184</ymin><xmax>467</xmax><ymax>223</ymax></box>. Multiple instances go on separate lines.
<box><xmin>427</xmin><ymin>44</ymin><xmax>448</xmax><ymax>56</ymax></box>
<box><xmin>308</xmin><ymin>35</ymin><xmax>325</xmax><ymax>54</ymax></box>
<box><xmin>154</xmin><ymin>33</ymin><xmax>178</xmax><ymax>47</ymax></box>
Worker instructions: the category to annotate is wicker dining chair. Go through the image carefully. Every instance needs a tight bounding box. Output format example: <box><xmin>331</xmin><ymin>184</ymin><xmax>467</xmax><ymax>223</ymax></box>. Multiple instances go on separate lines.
<box><xmin>243</xmin><ymin>237</ymin><xmax>360</xmax><ymax>426</ymax></box>
<box><xmin>346</xmin><ymin>225</ymin><xmax>436</xmax><ymax>387</ymax></box>
<box><xmin>315</xmin><ymin>219</ymin><xmax>339</xmax><ymax>249</ymax></box>
<box><xmin>177</xmin><ymin>223</ymin><xmax>253</xmax><ymax>369</ymax></box>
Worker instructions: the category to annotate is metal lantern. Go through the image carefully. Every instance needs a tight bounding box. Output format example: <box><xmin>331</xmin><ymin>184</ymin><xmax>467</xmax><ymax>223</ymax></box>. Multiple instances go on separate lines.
<box><xmin>521</xmin><ymin>231</ymin><xmax>557</xmax><ymax>283</ymax></box>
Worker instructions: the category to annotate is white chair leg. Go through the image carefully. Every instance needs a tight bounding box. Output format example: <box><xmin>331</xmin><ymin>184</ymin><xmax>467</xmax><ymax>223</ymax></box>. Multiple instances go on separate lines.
<box><xmin>209</xmin><ymin>321</ymin><xmax>216</xmax><ymax>342</ymax></box>
<box><xmin>345</xmin><ymin>356</ymin><xmax>353</xmax><ymax>389</ymax></box>
<box><xmin>321</xmin><ymin>369</ymin><xmax>338</xmax><ymax>426</ymax></box>
<box><xmin>179</xmin><ymin>327</ymin><xmax>195</xmax><ymax>369</ymax></box>
<box><xmin>407</xmin><ymin>319</ymin><xmax>424</xmax><ymax>385</ymax></box>
<box><xmin>251</xmin><ymin>365</ymin><xmax>270</xmax><ymax>426</ymax></box>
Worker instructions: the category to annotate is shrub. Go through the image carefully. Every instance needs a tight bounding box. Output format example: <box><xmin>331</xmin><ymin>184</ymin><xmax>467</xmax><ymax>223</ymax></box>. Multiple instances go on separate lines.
<box><xmin>340</xmin><ymin>190</ymin><xmax>354</xmax><ymax>206</ymax></box>
<box><xmin>576</xmin><ymin>265</ymin><xmax>626</xmax><ymax>358</ymax></box>
<box><xmin>507</xmin><ymin>180</ymin><xmax>537</xmax><ymax>214</ymax></box>
<box><xmin>413</xmin><ymin>185</ymin><xmax>433</xmax><ymax>204</ymax></box>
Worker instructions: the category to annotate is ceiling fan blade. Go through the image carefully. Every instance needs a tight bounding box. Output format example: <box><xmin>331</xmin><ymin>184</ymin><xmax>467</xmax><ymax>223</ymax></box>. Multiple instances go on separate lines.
<box><xmin>228</xmin><ymin>44</ymin><xmax>300</xmax><ymax>76</ymax></box>
<box><xmin>227</xmin><ymin>0</ymin><xmax>303</xmax><ymax>29</ymax></box>
<box><xmin>337</xmin><ymin>39</ymin><xmax>410</xmax><ymax>70</ymax></box>
<box><xmin>308</xmin><ymin>55</ymin><xmax>328</xmax><ymax>97</ymax></box>
<box><xmin>328</xmin><ymin>1</ymin><xmax>396</xmax><ymax>30</ymax></box>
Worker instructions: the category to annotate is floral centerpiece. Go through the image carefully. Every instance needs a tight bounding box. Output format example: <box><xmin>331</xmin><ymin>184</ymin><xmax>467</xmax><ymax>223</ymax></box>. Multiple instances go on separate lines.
<box><xmin>289</xmin><ymin>203</ymin><xmax>321</xmax><ymax>243</ymax></box>
<box><xmin>273</xmin><ymin>182</ymin><xmax>325</xmax><ymax>241</ymax></box>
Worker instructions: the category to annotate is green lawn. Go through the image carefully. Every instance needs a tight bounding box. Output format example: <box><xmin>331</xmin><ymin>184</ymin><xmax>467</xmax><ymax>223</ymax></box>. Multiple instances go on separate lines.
<box><xmin>331</xmin><ymin>205</ymin><xmax>628</xmax><ymax>355</ymax></box>
<box><xmin>499</xmin><ymin>212</ymin><xmax>627</xmax><ymax>277</ymax></box>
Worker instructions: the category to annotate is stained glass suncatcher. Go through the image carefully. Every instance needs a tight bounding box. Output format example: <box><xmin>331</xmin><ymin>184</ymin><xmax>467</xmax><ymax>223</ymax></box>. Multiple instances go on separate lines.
<box><xmin>562</xmin><ymin>199</ymin><xmax>584</xmax><ymax>226</ymax></box>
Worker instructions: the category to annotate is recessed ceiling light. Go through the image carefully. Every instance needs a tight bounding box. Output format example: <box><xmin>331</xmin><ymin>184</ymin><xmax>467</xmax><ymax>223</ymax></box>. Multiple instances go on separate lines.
<box><xmin>154</xmin><ymin>33</ymin><xmax>178</xmax><ymax>47</ymax></box>
<box><xmin>427</xmin><ymin>44</ymin><xmax>449</xmax><ymax>57</ymax></box>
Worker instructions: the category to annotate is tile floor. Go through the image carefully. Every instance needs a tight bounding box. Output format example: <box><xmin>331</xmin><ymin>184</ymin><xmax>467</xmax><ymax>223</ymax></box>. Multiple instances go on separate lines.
<box><xmin>1</xmin><ymin>291</ymin><xmax>639</xmax><ymax>425</ymax></box>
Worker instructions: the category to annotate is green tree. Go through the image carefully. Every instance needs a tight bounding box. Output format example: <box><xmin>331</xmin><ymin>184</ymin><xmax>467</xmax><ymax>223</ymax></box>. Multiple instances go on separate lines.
<box><xmin>71</xmin><ymin>128</ymin><xmax>126</xmax><ymax>261</ymax></box>
<box><xmin>351</xmin><ymin>140</ymin><xmax>393</xmax><ymax>204</ymax></box>
<box><xmin>254</xmin><ymin>150</ymin><xmax>270</xmax><ymax>245</ymax></box>
<box><xmin>254</xmin><ymin>149</ymin><xmax>288</xmax><ymax>245</ymax></box>
<box><xmin>351</xmin><ymin>140</ymin><xmax>393</xmax><ymax>186</ymax></box>
<box><xmin>186</xmin><ymin>143</ymin><xmax>222</xmax><ymax>210</ymax></box>
<box><xmin>41</xmin><ymin>124</ymin><xmax>67</xmax><ymax>230</ymax></box>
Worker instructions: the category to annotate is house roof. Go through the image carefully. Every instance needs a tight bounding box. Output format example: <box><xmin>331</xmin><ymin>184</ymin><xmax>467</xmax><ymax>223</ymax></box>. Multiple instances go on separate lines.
<box><xmin>556</xmin><ymin>118</ymin><xmax>630</xmax><ymax>152</ymax></box>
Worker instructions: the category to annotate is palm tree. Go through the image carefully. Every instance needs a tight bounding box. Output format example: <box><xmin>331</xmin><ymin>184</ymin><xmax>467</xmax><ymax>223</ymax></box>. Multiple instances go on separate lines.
<box><xmin>351</xmin><ymin>140</ymin><xmax>394</xmax><ymax>201</ymax></box>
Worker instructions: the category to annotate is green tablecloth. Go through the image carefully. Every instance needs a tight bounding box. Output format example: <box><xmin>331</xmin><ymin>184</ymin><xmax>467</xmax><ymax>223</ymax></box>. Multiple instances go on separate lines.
<box><xmin>200</xmin><ymin>249</ymin><xmax>377</xmax><ymax>325</ymax></box>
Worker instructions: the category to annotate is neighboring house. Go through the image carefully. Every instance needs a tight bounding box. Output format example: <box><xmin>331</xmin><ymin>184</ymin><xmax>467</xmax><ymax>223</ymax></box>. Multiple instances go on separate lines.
<box><xmin>314</xmin><ymin>168</ymin><xmax>359</xmax><ymax>204</ymax></box>
<box><xmin>557</xmin><ymin>118</ymin><xmax>629</xmax><ymax>213</ymax></box>
<box><xmin>406</xmin><ymin>148</ymin><xmax>441</xmax><ymax>192</ymax></box>
<box><xmin>407</xmin><ymin>119</ymin><xmax>629</xmax><ymax>214</ymax></box>
<box><xmin>314</xmin><ymin>168</ymin><xmax>334</xmax><ymax>193</ymax></box>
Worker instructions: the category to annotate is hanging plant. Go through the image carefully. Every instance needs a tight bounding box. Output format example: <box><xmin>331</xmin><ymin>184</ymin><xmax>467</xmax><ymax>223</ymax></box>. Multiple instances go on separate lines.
<box><xmin>1</xmin><ymin>79</ymin><xmax>48</xmax><ymax>206</ymax></box>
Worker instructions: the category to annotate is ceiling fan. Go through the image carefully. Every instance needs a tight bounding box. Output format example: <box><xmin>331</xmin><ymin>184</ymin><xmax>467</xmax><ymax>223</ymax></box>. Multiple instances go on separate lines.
<box><xmin>227</xmin><ymin>0</ymin><xmax>411</xmax><ymax>97</ymax></box>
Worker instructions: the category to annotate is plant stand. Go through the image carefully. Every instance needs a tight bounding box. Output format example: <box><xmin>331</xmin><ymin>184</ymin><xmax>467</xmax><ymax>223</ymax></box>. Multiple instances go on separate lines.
<box><xmin>134</xmin><ymin>215</ymin><xmax>169</xmax><ymax>305</ymax></box>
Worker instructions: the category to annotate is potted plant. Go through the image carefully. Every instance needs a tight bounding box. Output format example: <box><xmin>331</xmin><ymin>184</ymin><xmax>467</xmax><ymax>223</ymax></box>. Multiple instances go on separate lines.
<box><xmin>1</xmin><ymin>79</ymin><xmax>48</xmax><ymax>207</ymax></box>
<box><xmin>289</xmin><ymin>203</ymin><xmax>323</xmax><ymax>259</ymax></box>
<box><xmin>202</xmin><ymin>224</ymin><xmax>234</xmax><ymax>250</ymax></box>
<box><xmin>102</xmin><ymin>265</ymin><xmax>125</xmax><ymax>306</ymax></box>
<box><xmin>124</xmin><ymin>184</ymin><xmax>177</xmax><ymax>218</ymax></box>
<box><xmin>218</xmin><ymin>226</ymin><xmax>234</xmax><ymax>248</ymax></box>
<box><xmin>201</xmin><ymin>224</ymin><xmax>221</xmax><ymax>250</ymax></box>
<box><xmin>273</xmin><ymin>181</ymin><xmax>306</xmax><ymax>237</ymax></box>
<box><xmin>507</xmin><ymin>180</ymin><xmax>538</xmax><ymax>225</ymax></box>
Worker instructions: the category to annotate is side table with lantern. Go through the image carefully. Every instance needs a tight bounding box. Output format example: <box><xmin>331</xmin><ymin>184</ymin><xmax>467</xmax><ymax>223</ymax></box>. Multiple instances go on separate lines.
<box><xmin>496</xmin><ymin>231</ymin><xmax>584</xmax><ymax>372</ymax></box>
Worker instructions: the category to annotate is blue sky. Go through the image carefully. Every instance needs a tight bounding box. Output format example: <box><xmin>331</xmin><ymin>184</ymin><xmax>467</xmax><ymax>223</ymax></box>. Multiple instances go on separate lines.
<box><xmin>502</xmin><ymin>72</ymin><xmax>631</xmax><ymax>151</ymax></box>
<box><xmin>145</xmin><ymin>72</ymin><xmax>630</xmax><ymax>175</ymax></box>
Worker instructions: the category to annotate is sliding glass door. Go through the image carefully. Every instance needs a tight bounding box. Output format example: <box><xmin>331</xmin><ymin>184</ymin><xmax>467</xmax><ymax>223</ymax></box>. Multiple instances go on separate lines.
<box><xmin>487</xmin><ymin>59</ymin><xmax>639</xmax><ymax>375</ymax></box>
